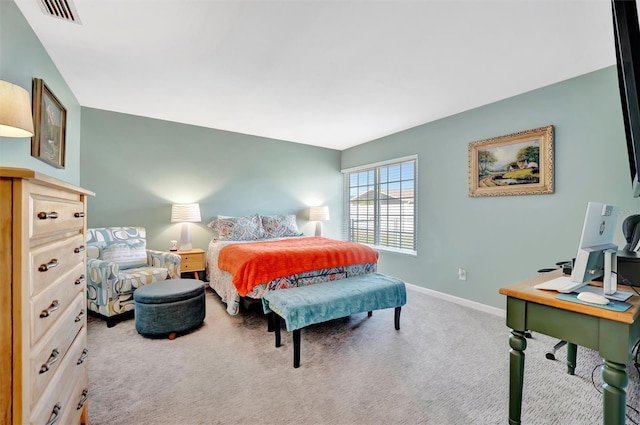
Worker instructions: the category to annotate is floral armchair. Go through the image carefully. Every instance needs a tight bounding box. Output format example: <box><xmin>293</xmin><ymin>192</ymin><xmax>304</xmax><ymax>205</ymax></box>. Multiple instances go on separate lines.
<box><xmin>86</xmin><ymin>227</ymin><xmax>181</xmax><ymax>327</ymax></box>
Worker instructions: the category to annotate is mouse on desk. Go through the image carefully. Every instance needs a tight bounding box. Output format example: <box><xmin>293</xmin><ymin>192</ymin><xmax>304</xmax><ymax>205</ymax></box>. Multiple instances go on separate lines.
<box><xmin>576</xmin><ymin>292</ymin><xmax>609</xmax><ymax>305</ymax></box>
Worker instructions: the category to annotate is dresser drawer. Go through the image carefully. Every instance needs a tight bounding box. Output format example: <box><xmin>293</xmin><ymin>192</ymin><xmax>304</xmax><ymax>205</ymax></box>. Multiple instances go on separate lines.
<box><xmin>31</xmin><ymin>263</ymin><xmax>86</xmax><ymax>345</ymax></box>
<box><xmin>30</xmin><ymin>327</ymin><xmax>88</xmax><ymax>425</ymax></box>
<box><xmin>30</xmin><ymin>234</ymin><xmax>86</xmax><ymax>296</ymax></box>
<box><xmin>58</xmin><ymin>371</ymin><xmax>88</xmax><ymax>425</ymax></box>
<box><xmin>29</xmin><ymin>185</ymin><xmax>85</xmax><ymax>239</ymax></box>
<box><xmin>30</xmin><ymin>293</ymin><xmax>86</xmax><ymax>407</ymax></box>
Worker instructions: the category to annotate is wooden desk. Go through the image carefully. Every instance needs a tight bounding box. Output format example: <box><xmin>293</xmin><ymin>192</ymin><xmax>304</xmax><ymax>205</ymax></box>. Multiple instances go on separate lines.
<box><xmin>499</xmin><ymin>270</ymin><xmax>640</xmax><ymax>425</ymax></box>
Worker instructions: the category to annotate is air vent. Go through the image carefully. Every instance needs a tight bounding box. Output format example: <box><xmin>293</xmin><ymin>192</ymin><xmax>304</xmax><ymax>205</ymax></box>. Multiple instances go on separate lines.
<box><xmin>37</xmin><ymin>0</ymin><xmax>81</xmax><ymax>24</ymax></box>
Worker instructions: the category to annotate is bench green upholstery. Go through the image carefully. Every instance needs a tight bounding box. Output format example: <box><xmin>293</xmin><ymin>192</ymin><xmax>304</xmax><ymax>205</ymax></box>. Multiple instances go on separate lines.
<box><xmin>262</xmin><ymin>272</ymin><xmax>406</xmax><ymax>367</ymax></box>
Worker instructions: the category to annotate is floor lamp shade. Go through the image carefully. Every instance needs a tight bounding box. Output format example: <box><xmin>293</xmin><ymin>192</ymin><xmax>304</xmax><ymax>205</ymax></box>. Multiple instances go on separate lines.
<box><xmin>171</xmin><ymin>203</ymin><xmax>201</xmax><ymax>251</ymax></box>
<box><xmin>0</xmin><ymin>80</ymin><xmax>34</xmax><ymax>138</ymax></box>
<box><xmin>308</xmin><ymin>206</ymin><xmax>330</xmax><ymax>236</ymax></box>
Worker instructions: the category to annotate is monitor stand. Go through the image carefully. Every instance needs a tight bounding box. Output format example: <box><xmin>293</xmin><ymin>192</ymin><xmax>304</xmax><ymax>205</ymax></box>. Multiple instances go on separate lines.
<box><xmin>603</xmin><ymin>248</ymin><xmax>618</xmax><ymax>295</ymax></box>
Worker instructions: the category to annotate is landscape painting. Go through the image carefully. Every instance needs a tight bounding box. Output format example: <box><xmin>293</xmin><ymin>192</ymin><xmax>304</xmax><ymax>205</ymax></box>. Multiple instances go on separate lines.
<box><xmin>468</xmin><ymin>125</ymin><xmax>554</xmax><ymax>197</ymax></box>
<box><xmin>31</xmin><ymin>78</ymin><xmax>66</xmax><ymax>169</ymax></box>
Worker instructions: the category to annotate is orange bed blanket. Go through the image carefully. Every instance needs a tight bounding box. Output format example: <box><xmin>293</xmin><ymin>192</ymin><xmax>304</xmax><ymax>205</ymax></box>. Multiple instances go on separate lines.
<box><xmin>218</xmin><ymin>237</ymin><xmax>379</xmax><ymax>296</ymax></box>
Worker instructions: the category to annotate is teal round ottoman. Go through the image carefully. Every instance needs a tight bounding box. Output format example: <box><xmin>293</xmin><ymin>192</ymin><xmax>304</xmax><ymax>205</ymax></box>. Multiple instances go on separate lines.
<box><xmin>134</xmin><ymin>279</ymin><xmax>205</xmax><ymax>339</ymax></box>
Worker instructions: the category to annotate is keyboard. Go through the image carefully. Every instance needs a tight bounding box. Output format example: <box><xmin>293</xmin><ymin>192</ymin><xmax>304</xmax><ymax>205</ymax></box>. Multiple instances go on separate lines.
<box><xmin>534</xmin><ymin>276</ymin><xmax>587</xmax><ymax>293</ymax></box>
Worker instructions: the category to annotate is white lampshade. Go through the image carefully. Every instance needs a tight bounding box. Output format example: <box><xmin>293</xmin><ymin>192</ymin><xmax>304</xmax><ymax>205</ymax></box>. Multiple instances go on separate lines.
<box><xmin>309</xmin><ymin>206</ymin><xmax>329</xmax><ymax>237</ymax></box>
<box><xmin>171</xmin><ymin>203</ymin><xmax>201</xmax><ymax>223</ymax></box>
<box><xmin>0</xmin><ymin>80</ymin><xmax>34</xmax><ymax>138</ymax></box>
<box><xmin>171</xmin><ymin>203</ymin><xmax>201</xmax><ymax>251</ymax></box>
<box><xmin>308</xmin><ymin>206</ymin><xmax>330</xmax><ymax>221</ymax></box>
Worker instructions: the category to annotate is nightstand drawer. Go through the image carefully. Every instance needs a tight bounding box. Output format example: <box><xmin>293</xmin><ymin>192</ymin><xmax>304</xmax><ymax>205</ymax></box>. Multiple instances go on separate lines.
<box><xmin>178</xmin><ymin>249</ymin><xmax>205</xmax><ymax>272</ymax></box>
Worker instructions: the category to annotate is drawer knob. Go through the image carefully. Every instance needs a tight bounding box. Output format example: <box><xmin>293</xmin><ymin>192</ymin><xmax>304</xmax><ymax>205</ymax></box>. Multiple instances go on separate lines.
<box><xmin>37</xmin><ymin>211</ymin><xmax>59</xmax><ymax>220</ymax></box>
<box><xmin>75</xmin><ymin>274</ymin><xmax>86</xmax><ymax>285</ymax></box>
<box><xmin>39</xmin><ymin>348</ymin><xmax>60</xmax><ymax>374</ymax></box>
<box><xmin>77</xmin><ymin>388</ymin><xmax>88</xmax><ymax>410</ymax></box>
<box><xmin>74</xmin><ymin>245</ymin><xmax>85</xmax><ymax>253</ymax></box>
<box><xmin>40</xmin><ymin>300</ymin><xmax>60</xmax><ymax>318</ymax></box>
<box><xmin>38</xmin><ymin>259</ymin><xmax>59</xmax><ymax>272</ymax></box>
<box><xmin>77</xmin><ymin>348</ymin><xmax>89</xmax><ymax>365</ymax></box>
<box><xmin>74</xmin><ymin>211</ymin><xmax>85</xmax><ymax>218</ymax></box>
<box><xmin>75</xmin><ymin>309</ymin><xmax>86</xmax><ymax>323</ymax></box>
<box><xmin>45</xmin><ymin>402</ymin><xmax>62</xmax><ymax>425</ymax></box>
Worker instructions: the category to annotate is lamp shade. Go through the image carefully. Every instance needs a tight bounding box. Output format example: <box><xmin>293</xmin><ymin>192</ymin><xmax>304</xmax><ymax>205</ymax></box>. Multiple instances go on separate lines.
<box><xmin>0</xmin><ymin>80</ymin><xmax>34</xmax><ymax>138</ymax></box>
<box><xmin>171</xmin><ymin>203</ymin><xmax>201</xmax><ymax>223</ymax></box>
<box><xmin>309</xmin><ymin>206</ymin><xmax>330</xmax><ymax>221</ymax></box>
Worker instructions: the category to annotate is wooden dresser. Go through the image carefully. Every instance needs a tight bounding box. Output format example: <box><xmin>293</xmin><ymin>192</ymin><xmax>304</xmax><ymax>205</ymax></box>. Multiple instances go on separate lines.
<box><xmin>0</xmin><ymin>167</ymin><xmax>94</xmax><ymax>425</ymax></box>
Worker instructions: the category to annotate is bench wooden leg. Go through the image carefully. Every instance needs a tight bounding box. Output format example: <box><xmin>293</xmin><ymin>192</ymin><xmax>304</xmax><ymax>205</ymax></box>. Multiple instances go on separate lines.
<box><xmin>395</xmin><ymin>306</ymin><xmax>401</xmax><ymax>330</ymax></box>
<box><xmin>293</xmin><ymin>329</ymin><xmax>301</xmax><ymax>368</ymax></box>
<box><xmin>273</xmin><ymin>313</ymin><xmax>282</xmax><ymax>348</ymax></box>
<box><xmin>267</xmin><ymin>312</ymin><xmax>274</xmax><ymax>332</ymax></box>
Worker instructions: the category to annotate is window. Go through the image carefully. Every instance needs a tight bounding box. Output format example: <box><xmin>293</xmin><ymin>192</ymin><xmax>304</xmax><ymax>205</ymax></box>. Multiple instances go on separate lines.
<box><xmin>342</xmin><ymin>155</ymin><xmax>417</xmax><ymax>254</ymax></box>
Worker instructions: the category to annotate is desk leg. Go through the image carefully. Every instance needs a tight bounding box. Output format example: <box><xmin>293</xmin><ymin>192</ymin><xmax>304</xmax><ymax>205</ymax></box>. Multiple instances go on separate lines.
<box><xmin>602</xmin><ymin>360</ymin><xmax>628</xmax><ymax>425</ymax></box>
<box><xmin>508</xmin><ymin>329</ymin><xmax>527</xmax><ymax>425</ymax></box>
<box><xmin>566</xmin><ymin>343</ymin><xmax>577</xmax><ymax>375</ymax></box>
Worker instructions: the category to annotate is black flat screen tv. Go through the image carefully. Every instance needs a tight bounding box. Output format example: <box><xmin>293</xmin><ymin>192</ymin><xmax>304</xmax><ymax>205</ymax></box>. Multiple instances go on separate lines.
<box><xmin>612</xmin><ymin>0</ymin><xmax>640</xmax><ymax>198</ymax></box>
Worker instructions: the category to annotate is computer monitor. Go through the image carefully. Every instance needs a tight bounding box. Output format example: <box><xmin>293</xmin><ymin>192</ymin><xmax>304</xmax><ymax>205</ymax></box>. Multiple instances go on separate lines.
<box><xmin>571</xmin><ymin>202</ymin><xmax>621</xmax><ymax>294</ymax></box>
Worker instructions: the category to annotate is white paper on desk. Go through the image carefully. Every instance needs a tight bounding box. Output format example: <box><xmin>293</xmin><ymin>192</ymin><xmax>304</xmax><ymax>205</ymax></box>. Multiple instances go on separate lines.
<box><xmin>577</xmin><ymin>285</ymin><xmax>633</xmax><ymax>301</ymax></box>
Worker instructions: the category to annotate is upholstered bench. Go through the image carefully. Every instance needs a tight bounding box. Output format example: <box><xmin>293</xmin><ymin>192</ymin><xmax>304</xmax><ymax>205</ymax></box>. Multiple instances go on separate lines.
<box><xmin>134</xmin><ymin>279</ymin><xmax>205</xmax><ymax>339</ymax></box>
<box><xmin>262</xmin><ymin>272</ymin><xmax>407</xmax><ymax>368</ymax></box>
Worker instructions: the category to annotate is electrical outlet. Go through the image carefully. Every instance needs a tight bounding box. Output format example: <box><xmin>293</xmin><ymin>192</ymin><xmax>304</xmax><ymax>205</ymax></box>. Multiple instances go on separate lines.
<box><xmin>458</xmin><ymin>268</ymin><xmax>467</xmax><ymax>281</ymax></box>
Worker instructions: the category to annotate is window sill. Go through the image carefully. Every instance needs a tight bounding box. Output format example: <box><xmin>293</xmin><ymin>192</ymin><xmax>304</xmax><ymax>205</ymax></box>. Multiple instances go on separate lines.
<box><xmin>368</xmin><ymin>244</ymin><xmax>417</xmax><ymax>257</ymax></box>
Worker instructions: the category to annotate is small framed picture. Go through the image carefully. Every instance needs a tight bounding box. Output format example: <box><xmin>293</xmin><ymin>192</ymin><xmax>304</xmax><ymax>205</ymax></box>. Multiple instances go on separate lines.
<box><xmin>31</xmin><ymin>78</ymin><xmax>66</xmax><ymax>169</ymax></box>
<box><xmin>468</xmin><ymin>125</ymin><xmax>554</xmax><ymax>197</ymax></box>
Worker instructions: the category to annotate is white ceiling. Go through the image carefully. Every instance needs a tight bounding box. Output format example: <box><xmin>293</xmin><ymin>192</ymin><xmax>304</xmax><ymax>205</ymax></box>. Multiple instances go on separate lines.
<box><xmin>14</xmin><ymin>0</ymin><xmax>617</xmax><ymax>150</ymax></box>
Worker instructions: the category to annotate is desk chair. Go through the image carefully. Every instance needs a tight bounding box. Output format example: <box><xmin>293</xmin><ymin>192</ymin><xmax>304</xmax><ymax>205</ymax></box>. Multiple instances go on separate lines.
<box><xmin>622</xmin><ymin>214</ymin><xmax>640</xmax><ymax>252</ymax></box>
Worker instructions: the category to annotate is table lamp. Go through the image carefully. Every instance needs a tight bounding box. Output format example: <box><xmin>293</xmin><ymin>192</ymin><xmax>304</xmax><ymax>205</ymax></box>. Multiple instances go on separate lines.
<box><xmin>308</xmin><ymin>206</ymin><xmax>330</xmax><ymax>236</ymax></box>
<box><xmin>0</xmin><ymin>80</ymin><xmax>34</xmax><ymax>138</ymax></box>
<box><xmin>171</xmin><ymin>203</ymin><xmax>201</xmax><ymax>251</ymax></box>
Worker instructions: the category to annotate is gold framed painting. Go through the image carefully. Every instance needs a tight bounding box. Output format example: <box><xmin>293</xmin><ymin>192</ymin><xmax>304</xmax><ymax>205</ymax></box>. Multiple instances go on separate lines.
<box><xmin>31</xmin><ymin>78</ymin><xmax>66</xmax><ymax>169</ymax></box>
<box><xmin>468</xmin><ymin>125</ymin><xmax>554</xmax><ymax>197</ymax></box>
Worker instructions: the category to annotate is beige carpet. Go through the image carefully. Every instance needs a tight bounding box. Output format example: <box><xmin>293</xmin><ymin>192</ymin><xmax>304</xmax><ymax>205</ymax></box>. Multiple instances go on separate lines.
<box><xmin>87</xmin><ymin>286</ymin><xmax>639</xmax><ymax>425</ymax></box>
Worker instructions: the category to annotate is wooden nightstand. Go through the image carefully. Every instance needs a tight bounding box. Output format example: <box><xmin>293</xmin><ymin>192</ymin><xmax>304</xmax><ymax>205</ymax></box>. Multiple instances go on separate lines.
<box><xmin>174</xmin><ymin>248</ymin><xmax>205</xmax><ymax>279</ymax></box>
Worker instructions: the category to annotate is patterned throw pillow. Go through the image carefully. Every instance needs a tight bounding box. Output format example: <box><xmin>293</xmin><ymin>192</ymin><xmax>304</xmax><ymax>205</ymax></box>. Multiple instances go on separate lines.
<box><xmin>209</xmin><ymin>214</ymin><xmax>265</xmax><ymax>241</ymax></box>
<box><xmin>86</xmin><ymin>227</ymin><xmax>149</xmax><ymax>269</ymax></box>
<box><xmin>262</xmin><ymin>214</ymin><xmax>303</xmax><ymax>238</ymax></box>
<box><xmin>101</xmin><ymin>241</ymin><xmax>147</xmax><ymax>269</ymax></box>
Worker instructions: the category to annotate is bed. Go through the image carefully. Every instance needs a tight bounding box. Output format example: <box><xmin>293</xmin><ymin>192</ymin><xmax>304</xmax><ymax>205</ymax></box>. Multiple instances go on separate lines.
<box><xmin>205</xmin><ymin>214</ymin><xmax>379</xmax><ymax>315</ymax></box>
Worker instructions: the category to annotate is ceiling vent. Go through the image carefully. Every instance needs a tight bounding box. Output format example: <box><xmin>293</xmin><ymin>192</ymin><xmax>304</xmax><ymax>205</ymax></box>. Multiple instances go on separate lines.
<box><xmin>37</xmin><ymin>0</ymin><xmax>81</xmax><ymax>24</ymax></box>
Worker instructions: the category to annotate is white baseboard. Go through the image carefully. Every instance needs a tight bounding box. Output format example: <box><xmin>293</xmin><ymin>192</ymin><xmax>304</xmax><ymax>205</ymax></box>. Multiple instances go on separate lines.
<box><xmin>405</xmin><ymin>282</ymin><xmax>506</xmax><ymax>318</ymax></box>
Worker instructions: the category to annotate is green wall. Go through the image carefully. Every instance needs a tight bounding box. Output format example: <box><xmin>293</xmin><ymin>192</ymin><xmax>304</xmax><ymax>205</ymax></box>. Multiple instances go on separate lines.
<box><xmin>0</xmin><ymin>0</ymin><xmax>82</xmax><ymax>185</ymax></box>
<box><xmin>343</xmin><ymin>67</ymin><xmax>640</xmax><ymax>308</ymax></box>
<box><xmin>80</xmin><ymin>108</ymin><xmax>342</xmax><ymax>251</ymax></box>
